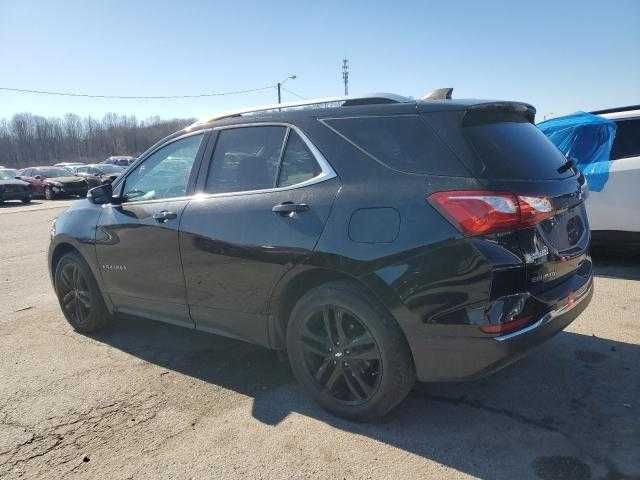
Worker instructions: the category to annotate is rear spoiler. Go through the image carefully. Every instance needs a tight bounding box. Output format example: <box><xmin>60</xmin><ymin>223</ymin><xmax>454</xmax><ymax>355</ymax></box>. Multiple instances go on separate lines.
<box><xmin>421</xmin><ymin>88</ymin><xmax>454</xmax><ymax>100</ymax></box>
<box><xmin>462</xmin><ymin>102</ymin><xmax>536</xmax><ymax>125</ymax></box>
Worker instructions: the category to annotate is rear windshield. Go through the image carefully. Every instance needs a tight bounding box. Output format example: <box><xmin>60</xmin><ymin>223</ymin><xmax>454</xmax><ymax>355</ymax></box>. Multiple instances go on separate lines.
<box><xmin>463</xmin><ymin>113</ymin><xmax>573</xmax><ymax>180</ymax></box>
<box><xmin>322</xmin><ymin>115</ymin><xmax>467</xmax><ymax>175</ymax></box>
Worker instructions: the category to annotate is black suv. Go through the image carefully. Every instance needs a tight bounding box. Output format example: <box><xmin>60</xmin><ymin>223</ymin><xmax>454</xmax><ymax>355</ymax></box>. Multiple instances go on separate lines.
<box><xmin>49</xmin><ymin>93</ymin><xmax>593</xmax><ymax>421</ymax></box>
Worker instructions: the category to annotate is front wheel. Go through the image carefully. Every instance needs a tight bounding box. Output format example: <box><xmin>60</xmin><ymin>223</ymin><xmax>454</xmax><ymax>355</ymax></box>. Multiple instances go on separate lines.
<box><xmin>21</xmin><ymin>195</ymin><xmax>32</xmax><ymax>204</ymax></box>
<box><xmin>287</xmin><ymin>281</ymin><xmax>415</xmax><ymax>421</ymax></box>
<box><xmin>54</xmin><ymin>252</ymin><xmax>113</xmax><ymax>333</ymax></box>
<box><xmin>44</xmin><ymin>186</ymin><xmax>55</xmax><ymax>200</ymax></box>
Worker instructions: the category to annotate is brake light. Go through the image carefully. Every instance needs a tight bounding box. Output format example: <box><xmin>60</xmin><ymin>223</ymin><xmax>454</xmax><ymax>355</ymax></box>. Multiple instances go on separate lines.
<box><xmin>428</xmin><ymin>190</ymin><xmax>554</xmax><ymax>236</ymax></box>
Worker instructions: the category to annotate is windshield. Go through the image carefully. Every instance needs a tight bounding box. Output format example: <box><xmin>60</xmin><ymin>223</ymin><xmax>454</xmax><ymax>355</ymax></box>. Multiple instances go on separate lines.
<box><xmin>0</xmin><ymin>169</ymin><xmax>17</xmax><ymax>180</ymax></box>
<box><xmin>34</xmin><ymin>168</ymin><xmax>72</xmax><ymax>178</ymax></box>
<box><xmin>97</xmin><ymin>164</ymin><xmax>124</xmax><ymax>173</ymax></box>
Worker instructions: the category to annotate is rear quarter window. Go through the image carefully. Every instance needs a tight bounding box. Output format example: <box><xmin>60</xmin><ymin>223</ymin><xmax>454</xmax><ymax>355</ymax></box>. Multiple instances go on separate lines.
<box><xmin>321</xmin><ymin>115</ymin><xmax>468</xmax><ymax>175</ymax></box>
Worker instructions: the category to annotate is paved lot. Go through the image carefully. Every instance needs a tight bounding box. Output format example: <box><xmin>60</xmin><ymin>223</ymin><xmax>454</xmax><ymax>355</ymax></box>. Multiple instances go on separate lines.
<box><xmin>0</xmin><ymin>199</ymin><xmax>639</xmax><ymax>480</ymax></box>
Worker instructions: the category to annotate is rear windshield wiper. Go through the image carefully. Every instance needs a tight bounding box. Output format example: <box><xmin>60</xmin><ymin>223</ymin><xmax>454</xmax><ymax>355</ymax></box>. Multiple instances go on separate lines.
<box><xmin>557</xmin><ymin>158</ymin><xmax>576</xmax><ymax>174</ymax></box>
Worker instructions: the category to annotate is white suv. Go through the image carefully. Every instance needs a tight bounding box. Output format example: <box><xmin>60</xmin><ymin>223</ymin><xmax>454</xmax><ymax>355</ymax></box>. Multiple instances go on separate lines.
<box><xmin>588</xmin><ymin>106</ymin><xmax>640</xmax><ymax>244</ymax></box>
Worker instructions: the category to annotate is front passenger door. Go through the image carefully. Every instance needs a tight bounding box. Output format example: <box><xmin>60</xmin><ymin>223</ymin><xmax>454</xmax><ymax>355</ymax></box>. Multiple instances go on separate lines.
<box><xmin>95</xmin><ymin>131</ymin><xmax>208</xmax><ymax>327</ymax></box>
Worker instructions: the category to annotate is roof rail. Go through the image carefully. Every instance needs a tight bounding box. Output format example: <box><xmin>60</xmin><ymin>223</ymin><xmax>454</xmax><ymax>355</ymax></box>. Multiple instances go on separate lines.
<box><xmin>590</xmin><ymin>104</ymin><xmax>640</xmax><ymax>115</ymax></box>
<box><xmin>193</xmin><ymin>92</ymin><xmax>412</xmax><ymax>124</ymax></box>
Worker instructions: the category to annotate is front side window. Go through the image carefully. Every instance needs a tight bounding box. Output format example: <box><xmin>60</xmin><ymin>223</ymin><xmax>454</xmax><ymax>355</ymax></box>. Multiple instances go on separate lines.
<box><xmin>205</xmin><ymin>126</ymin><xmax>286</xmax><ymax>193</ymax></box>
<box><xmin>611</xmin><ymin>119</ymin><xmax>640</xmax><ymax>160</ymax></box>
<box><xmin>122</xmin><ymin>133</ymin><xmax>203</xmax><ymax>202</ymax></box>
<box><xmin>277</xmin><ymin>131</ymin><xmax>322</xmax><ymax>187</ymax></box>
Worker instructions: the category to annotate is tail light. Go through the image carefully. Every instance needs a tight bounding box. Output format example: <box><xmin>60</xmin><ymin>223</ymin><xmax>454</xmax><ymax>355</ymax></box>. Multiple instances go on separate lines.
<box><xmin>428</xmin><ymin>190</ymin><xmax>554</xmax><ymax>236</ymax></box>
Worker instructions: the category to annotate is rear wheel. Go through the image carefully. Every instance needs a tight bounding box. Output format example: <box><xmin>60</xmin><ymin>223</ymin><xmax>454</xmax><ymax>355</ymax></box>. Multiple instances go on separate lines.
<box><xmin>54</xmin><ymin>252</ymin><xmax>112</xmax><ymax>333</ymax></box>
<box><xmin>21</xmin><ymin>194</ymin><xmax>31</xmax><ymax>204</ymax></box>
<box><xmin>287</xmin><ymin>281</ymin><xmax>415</xmax><ymax>421</ymax></box>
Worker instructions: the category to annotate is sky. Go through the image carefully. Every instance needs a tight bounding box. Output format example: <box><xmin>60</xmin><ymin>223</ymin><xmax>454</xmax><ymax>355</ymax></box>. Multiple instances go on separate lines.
<box><xmin>0</xmin><ymin>0</ymin><xmax>638</xmax><ymax>122</ymax></box>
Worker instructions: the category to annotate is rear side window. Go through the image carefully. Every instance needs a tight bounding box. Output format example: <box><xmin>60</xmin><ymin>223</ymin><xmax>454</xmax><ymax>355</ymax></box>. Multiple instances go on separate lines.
<box><xmin>463</xmin><ymin>113</ymin><xmax>572</xmax><ymax>180</ymax></box>
<box><xmin>611</xmin><ymin>119</ymin><xmax>640</xmax><ymax>160</ymax></box>
<box><xmin>322</xmin><ymin>115</ymin><xmax>466</xmax><ymax>175</ymax></box>
<box><xmin>277</xmin><ymin>131</ymin><xmax>321</xmax><ymax>187</ymax></box>
<box><xmin>205</xmin><ymin>126</ymin><xmax>286</xmax><ymax>193</ymax></box>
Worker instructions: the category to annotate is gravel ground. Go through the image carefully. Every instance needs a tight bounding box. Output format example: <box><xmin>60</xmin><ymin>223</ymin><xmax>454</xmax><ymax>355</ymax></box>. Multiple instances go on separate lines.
<box><xmin>1</xmin><ymin>199</ymin><xmax>639</xmax><ymax>480</ymax></box>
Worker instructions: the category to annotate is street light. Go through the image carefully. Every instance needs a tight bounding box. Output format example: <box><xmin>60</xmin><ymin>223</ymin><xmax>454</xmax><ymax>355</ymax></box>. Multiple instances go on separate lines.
<box><xmin>277</xmin><ymin>75</ymin><xmax>297</xmax><ymax>104</ymax></box>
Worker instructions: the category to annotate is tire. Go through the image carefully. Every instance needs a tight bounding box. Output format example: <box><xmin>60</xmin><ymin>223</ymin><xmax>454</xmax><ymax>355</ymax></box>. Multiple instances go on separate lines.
<box><xmin>287</xmin><ymin>280</ymin><xmax>415</xmax><ymax>421</ymax></box>
<box><xmin>21</xmin><ymin>195</ymin><xmax>31</xmax><ymax>204</ymax></box>
<box><xmin>44</xmin><ymin>186</ymin><xmax>55</xmax><ymax>200</ymax></box>
<box><xmin>54</xmin><ymin>251</ymin><xmax>112</xmax><ymax>333</ymax></box>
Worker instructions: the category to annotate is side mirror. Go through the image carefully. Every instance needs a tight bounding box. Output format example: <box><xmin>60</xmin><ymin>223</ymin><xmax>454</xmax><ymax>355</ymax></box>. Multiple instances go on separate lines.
<box><xmin>34</xmin><ymin>175</ymin><xmax>42</xmax><ymax>180</ymax></box>
<box><xmin>87</xmin><ymin>183</ymin><xmax>120</xmax><ymax>205</ymax></box>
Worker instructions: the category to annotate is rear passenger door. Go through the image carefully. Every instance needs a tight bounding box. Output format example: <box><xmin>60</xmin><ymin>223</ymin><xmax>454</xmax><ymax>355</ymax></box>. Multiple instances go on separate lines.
<box><xmin>180</xmin><ymin>124</ymin><xmax>340</xmax><ymax>344</ymax></box>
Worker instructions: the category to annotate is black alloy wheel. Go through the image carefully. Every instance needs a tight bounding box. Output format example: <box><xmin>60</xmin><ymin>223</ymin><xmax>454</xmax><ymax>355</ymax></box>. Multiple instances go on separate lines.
<box><xmin>287</xmin><ymin>281</ymin><xmax>415</xmax><ymax>421</ymax></box>
<box><xmin>54</xmin><ymin>252</ymin><xmax>112</xmax><ymax>332</ymax></box>
<box><xmin>300</xmin><ymin>305</ymin><xmax>383</xmax><ymax>404</ymax></box>
<box><xmin>57</xmin><ymin>261</ymin><xmax>92</xmax><ymax>327</ymax></box>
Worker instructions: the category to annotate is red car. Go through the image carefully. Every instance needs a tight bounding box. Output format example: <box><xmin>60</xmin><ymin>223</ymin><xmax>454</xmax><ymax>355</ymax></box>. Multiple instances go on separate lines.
<box><xmin>16</xmin><ymin>166</ymin><xmax>89</xmax><ymax>199</ymax></box>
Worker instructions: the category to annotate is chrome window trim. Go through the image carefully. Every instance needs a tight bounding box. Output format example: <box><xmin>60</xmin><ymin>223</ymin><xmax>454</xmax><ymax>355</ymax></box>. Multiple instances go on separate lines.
<box><xmin>194</xmin><ymin>122</ymin><xmax>338</xmax><ymax>199</ymax></box>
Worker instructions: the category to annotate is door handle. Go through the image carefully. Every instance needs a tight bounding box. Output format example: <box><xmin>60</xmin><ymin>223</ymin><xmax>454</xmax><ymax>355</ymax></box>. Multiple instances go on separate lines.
<box><xmin>153</xmin><ymin>210</ymin><xmax>178</xmax><ymax>223</ymax></box>
<box><xmin>272</xmin><ymin>202</ymin><xmax>309</xmax><ymax>216</ymax></box>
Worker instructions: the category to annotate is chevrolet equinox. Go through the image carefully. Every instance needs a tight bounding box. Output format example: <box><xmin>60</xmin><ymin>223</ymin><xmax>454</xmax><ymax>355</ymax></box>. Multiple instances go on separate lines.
<box><xmin>49</xmin><ymin>92</ymin><xmax>593</xmax><ymax>421</ymax></box>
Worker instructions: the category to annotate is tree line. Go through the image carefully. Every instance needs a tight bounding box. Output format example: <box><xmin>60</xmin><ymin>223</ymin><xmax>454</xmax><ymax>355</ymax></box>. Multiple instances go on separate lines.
<box><xmin>0</xmin><ymin>113</ymin><xmax>194</xmax><ymax>168</ymax></box>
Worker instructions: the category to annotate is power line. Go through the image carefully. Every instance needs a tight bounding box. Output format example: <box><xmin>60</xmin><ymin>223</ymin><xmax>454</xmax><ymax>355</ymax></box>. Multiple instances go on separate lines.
<box><xmin>0</xmin><ymin>85</ymin><xmax>275</xmax><ymax>100</ymax></box>
<box><xmin>280</xmin><ymin>86</ymin><xmax>306</xmax><ymax>100</ymax></box>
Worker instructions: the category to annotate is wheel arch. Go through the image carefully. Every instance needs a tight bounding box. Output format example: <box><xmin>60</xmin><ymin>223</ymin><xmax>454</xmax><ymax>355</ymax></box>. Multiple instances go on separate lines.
<box><xmin>50</xmin><ymin>242</ymin><xmax>82</xmax><ymax>276</ymax></box>
<box><xmin>266</xmin><ymin>265</ymin><xmax>410</xmax><ymax>354</ymax></box>
<box><xmin>49</xmin><ymin>238</ymin><xmax>114</xmax><ymax>313</ymax></box>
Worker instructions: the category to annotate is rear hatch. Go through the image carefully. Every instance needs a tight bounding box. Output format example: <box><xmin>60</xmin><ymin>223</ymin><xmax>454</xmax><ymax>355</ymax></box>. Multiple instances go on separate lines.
<box><xmin>421</xmin><ymin>102</ymin><xmax>591</xmax><ymax>295</ymax></box>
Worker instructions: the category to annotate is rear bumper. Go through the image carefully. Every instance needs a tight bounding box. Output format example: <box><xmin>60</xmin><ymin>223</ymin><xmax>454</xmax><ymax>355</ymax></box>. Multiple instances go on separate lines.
<box><xmin>412</xmin><ymin>277</ymin><xmax>593</xmax><ymax>382</ymax></box>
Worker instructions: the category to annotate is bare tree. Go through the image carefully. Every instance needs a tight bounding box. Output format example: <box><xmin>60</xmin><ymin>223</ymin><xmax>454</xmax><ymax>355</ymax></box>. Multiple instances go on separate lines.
<box><xmin>0</xmin><ymin>113</ymin><xmax>193</xmax><ymax>168</ymax></box>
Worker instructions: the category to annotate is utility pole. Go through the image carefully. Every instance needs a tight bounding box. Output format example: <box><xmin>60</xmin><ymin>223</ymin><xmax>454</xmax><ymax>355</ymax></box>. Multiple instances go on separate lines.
<box><xmin>277</xmin><ymin>75</ymin><xmax>297</xmax><ymax>104</ymax></box>
<box><xmin>342</xmin><ymin>58</ymin><xmax>349</xmax><ymax>96</ymax></box>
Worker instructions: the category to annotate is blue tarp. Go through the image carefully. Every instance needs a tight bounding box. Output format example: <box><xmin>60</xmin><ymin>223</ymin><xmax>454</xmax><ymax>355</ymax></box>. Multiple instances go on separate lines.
<box><xmin>538</xmin><ymin>112</ymin><xmax>617</xmax><ymax>192</ymax></box>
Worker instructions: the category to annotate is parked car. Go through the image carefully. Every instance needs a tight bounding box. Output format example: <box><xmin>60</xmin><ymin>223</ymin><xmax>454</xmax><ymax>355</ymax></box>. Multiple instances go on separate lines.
<box><xmin>17</xmin><ymin>166</ymin><xmax>88</xmax><ymax>200</ymax></box>
<box><xmin>71</xmin><ymin>164</ymin><xmax>125</xmax><ymax>188</ymax></box>
<box><xmin>49</xmin><ymin>92</ymin><xmax>593</xmax><ymax>421</ymax></box>
<box><xmin>55</xmin><ymin>162</ymin><xmax>85</xmax><ymax>168</ymax></box>
<box><xmin>0</xmin><ymin>169</ymin><xmax>31</xmax><ymax>204</ymax></box>
<box><xmin>101</xmin><ymin>155</ymin><xmax>135</xmax><ymax>167</ymax></box>
<box><xmin>0</xmin><ymin>168</ymin><xmax>19</xmax><ymax>178</ymax></box>
<box><xmin>586</xmin><ymin>105</ymin><xmax>639</xmax><ymax>246</ymax></box>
